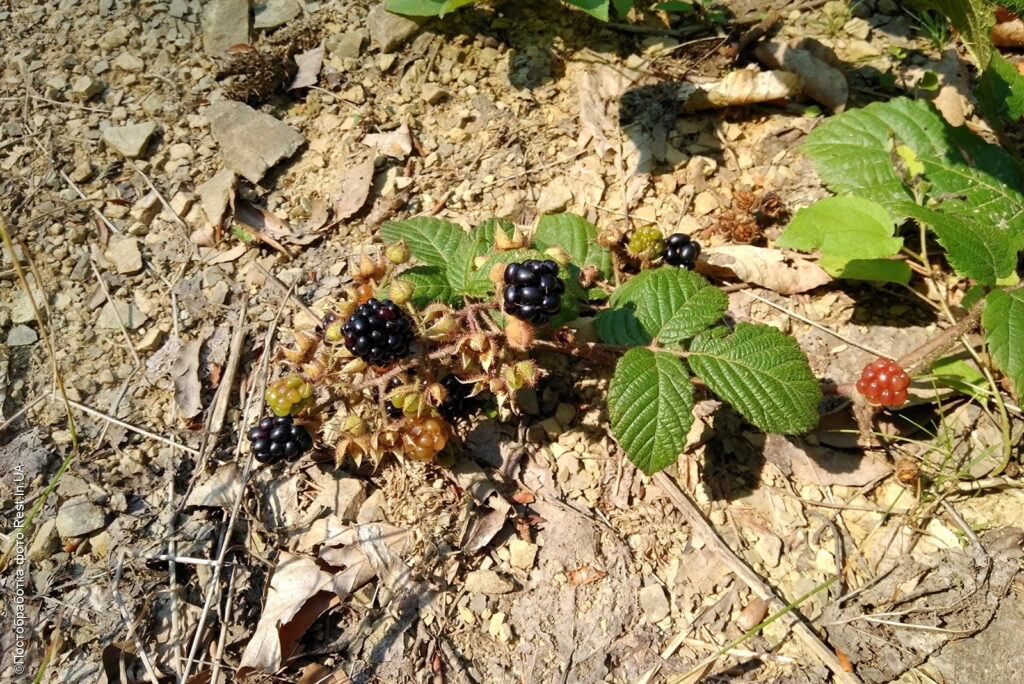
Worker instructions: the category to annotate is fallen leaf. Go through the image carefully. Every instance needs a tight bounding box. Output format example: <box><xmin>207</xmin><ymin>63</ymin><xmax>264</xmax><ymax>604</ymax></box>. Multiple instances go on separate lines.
<box><xmin>702</xmin><ymin>245</ymin><xmax>831</xmax><ymax>294</ymax></box>
<box><xmin>679</xmin><ymin>69</ymin><xmax>803</xmax><ymax>112</ymax></box>
<box><xmin>992</xmin><ymin>19</ymin><xmax>1024</xmax><ymax>47</ymax></box>
<box><xmin>511</xmin><ymin>490</ymin><xmax>535</xmax><ymax>504</ymax></box>
<box><xmin>289</xmin><ymin>45</ymin><xmax>323</xmax><ymax>90</ymax></box>
<box><xmin>206</xmin><ymin>243</ymin><xmax>247</xmax><ymax>264</ymax></box>
<box><xmin>574</xmin><ymin>61</ymin><xmax>624</xmax><ymax>160</ymax></box>
<box><xmin>567</xmin><ymin>565</ymin><xmax>607</xmax><ymax>586</ymax></box>
<box><xmin>362</xmin><ymin>123</ymin><xmax>413</xmax><ymax>159</ymax></box>
<box><xmin>332</xmin><ymin>152</ymin><xmax>375</xmax><ymax>221</ymax></box>
<box><xmin>234</xmin><ymin>200</ymin><xmax>293</xmax><ymax>257</ymax></box>
<box><xmin>186</xmin><ymin>462</ymin><xmax>243</xmax><ymax>507</ymax></box>
<box><xmin>754</xmin><ymin>41</ymin><xmax>848</xmax><ymax>112</ymax></box>
<box><xmin>238</xmin><ymin>552</ymin><xmax>339</xmax><ymax>677</ymax></box>
<box><xmin>170</xmin><ymin>337</ymin><xmax>205</xmax><ymax>419</ymax></box>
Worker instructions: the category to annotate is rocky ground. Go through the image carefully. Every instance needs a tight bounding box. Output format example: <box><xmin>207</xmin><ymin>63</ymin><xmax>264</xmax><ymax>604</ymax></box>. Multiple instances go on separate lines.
<box><xmin>1</xmin><ymin>0</ymin><xmax>1023</xmax><ymax>682</ymax></box>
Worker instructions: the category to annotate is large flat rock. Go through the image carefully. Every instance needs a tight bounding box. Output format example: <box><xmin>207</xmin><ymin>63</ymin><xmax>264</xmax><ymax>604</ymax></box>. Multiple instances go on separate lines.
<box><xmin>203</xmin><ymin>0</ymin><xmax>250</xmax><ymax>56</ymax></box>
<box><xmin>207</xmin><ymin>101</ymin><xmax>305</xmax><ymax>184</ymax></box>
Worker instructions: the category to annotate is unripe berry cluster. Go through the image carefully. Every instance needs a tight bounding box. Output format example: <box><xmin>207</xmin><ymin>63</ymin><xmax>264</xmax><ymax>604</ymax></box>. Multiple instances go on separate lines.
<box><xmin>856</xmin><ymin>358</ymin><xmax>910</xmax><ymax>407</ymax></box>
<box><xmin>265</xmin><ymin>375</ymin><xmax>313</xmax><ymax>417</ymax></box>
<box><xmin>404</xmin><ymin>417</ymin><xmax>449</xmax><ymax>462</ymax></box>
<box><xmin>627</xmin><ymin>225</ymin><xmax>665</xmax><ymax>259</ymax></box>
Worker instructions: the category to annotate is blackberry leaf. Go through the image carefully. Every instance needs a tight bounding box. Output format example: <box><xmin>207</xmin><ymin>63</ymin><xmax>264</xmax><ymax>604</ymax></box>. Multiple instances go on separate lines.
<box><xmin>903</xmin><ymin>205</ymin><xmax>1016</xmax><ymax>285</ymax></box>
<box><xmin>609</xmin><ymin>348</ymin><xmax>694</xmax><ymax>475</ymax></box>
<box><xmin>982</xmin><ymin>289</ymin><xmax>1024</xmax><ymax>399</ymax></box>
<box><xmin>689</xmin><ymin>323</ymin><xmax>821</xmax><ymax>434</ymax></box>
<box><xmin>595</xmin><ymin>267</ymin><xmax>727</xmax><ymax>345</ymax></box>
<box><xmin>397</xmin><ymin>266</ymin><xmax>459</xmax><ymax>307</ymax></box>
<box><xmin>382</xmin><ymin>217</ymin><xmax>468</xmax><ymax>269</ymax></box>
<box><xmin>534</xmin><ymin>213</ymin><xmax>613</xmax><ymax>280</ymax></box>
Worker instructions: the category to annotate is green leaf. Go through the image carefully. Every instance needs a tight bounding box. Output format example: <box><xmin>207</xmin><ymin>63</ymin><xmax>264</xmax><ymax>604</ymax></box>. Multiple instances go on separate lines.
<box><xmin>908</xmin><ymin>0</ymin><xmax>994</xmax><ymax>67</ymax></box>
<box><xmin>655</xmin><ymin>1</ymin><xmax>694</xmax><ymax>11</ymax></box>
<box><xmin>381</xmin><ymin>217</ymin><xmax>468</xmax><ymax>269</ymax></box>
<box><xmin>470</xmin><ymin>218</ymin><xmax>514</xmax><ymax>254</ymax></box>
<box><xmin>928</xmin><ymin>355</ymin><xmax>989</xmax><ymax>401</ymax></box>
<box><xmin>533</xmin><ymin>213</ymin><xmax>613</xmax><ymax>280</ymax></box>
<box><xmin>608</xmin><ymin>348</ymin><xmax>695</xmax><ymax>475</ymax></box>
<box><xmin>385</xmin><ymin>0</ymin><xmax>447</xmax><ymax>15</ymax></box>
<box><xmin>802</xmin><ymin>98</ymin><xmax>1024</xmax><ymax>234</ymax></box>
<box><xmin>689</xmin><ymin>323</ymin><xmax>821</xmax><ymax>434</ymax></box>
<box><xmin>903</xmin><ymin>205</ymin><xmax>1016</xmax><ymax>285</ymax></box>
<box><xmin>819</xmin><ymin>257</ymin><xmax>912</xmax><ymax>284</ymax></box>
<box><xmin>977</xmin><ymin>52</ymin><xmax>1024</xmax><ymax>130</ymax></box>
<box><xmin>594</xmin><ymin>268</ymin><xmax>728</xmax><ymax>345</ymax></box>
<box><xmin>461</xmin><ymin>247</ymin><xmax>548</xmax><ymax>299</ymax></box>
<box><xmin>397</xmin><ymin>266</ymin><xmax>458</xmax><ymax>307</ymax></box>
<box><xmin>777</xmin><ymin>197</ymin><xmax>904</xmax><ymax>278</ymax></box>
<box><xmin>562</xmin><ymin>0</ymin><xmax>610</xmax><ymax>21</ymax></box>
<box><xmin>612</xmin><ymin>0</ymin><xmax>635</xmax><ymax>15</ymax></box>
<box><xmin>982</xmin><ymin>288</ymin><xmax>1024</xmax><ymax>398</ymax></box>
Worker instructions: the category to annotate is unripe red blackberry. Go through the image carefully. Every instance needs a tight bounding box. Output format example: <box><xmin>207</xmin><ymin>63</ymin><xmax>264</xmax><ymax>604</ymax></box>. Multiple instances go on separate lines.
<box><xmin>856</xmin><ymin>358</ymin><xmax>910</xmax><ymax>407</ymax></box>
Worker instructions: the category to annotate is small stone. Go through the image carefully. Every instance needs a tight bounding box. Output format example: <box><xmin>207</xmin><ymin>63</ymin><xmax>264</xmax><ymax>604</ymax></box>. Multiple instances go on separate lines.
<box><xmin>325</xmin><ymin>31</ymin><xmax>364</xmax><ymax>60</ymax></box>
<box><xmin>70</xmin><ymin>75</ymin><xmax>103</xmax><ymax>100</ymax></box>
<box><xmin>105</xmin><ymin>236</ymin><xmax>143</xmax><ymax>274</ymax></box>
<box><xmin>755</xmin><ymin>534</ymin><xmax>782</xmax><ymax>568</ymax></box>
<box><xmin>98</xmin><ymin>26</ymin><xmax>130</xmax><ymax>50</ymax></box>
<box><xmin>135</xmin><ymin>326</ymin><xmax>165</xmax><ymax>352</ymax></box>
<box><xmin>693</xmin><ymin>191</ymin><xmax>718</xmax><ymax>217</ymax></box>
<box><xmin>877</xmin><ymin>0</ymin><xmax>897</xmax><ymax>13</ymax></box>
<box><xmin>845</xmin><ymin>39</ymin><xmax>881</xmax><ymax>61</ymax></box>
<box><xmin>421</xmin><ymin>83</ymin><xmax>446</xmax><ymax>104</ymax></box>
<box><xmin>253</xmin><ymin>0</ymin><xmax>302</xmax><ymax>30</ymax></box>
<box><xmin>203</xmin><ymin>0</ymin><xmax>250</xmax><ymax>55</ymax></box>
<box><xmin>102</xmin><ymin>121</ymin><xmax>158</xmax><ymax>158</ymax></box>
<box><xmin>464</xmin><ymin>570</ymin><xmax>515</xmax><ymax>594</ymax></box>
<box><xmin>169</xmin><ymin>192</ymin><xmax>195</xmax><ymax>216</ymax></box>
<box><xmin>6</xmin><ymin>324</ymin><xmax>38</xmax><ymax>346</ymax></box>
<box><xmin>169</xmin><ymin>0</ymin><xmax>188</xmax><ymax>17</ymax></box>
<box><xmin>168</xmin><ymin>143</ymin><xmax>194</xmax><ymax>160</ymax></box>
<box><xmin>206</xmin><ymin>101</ymin><xmax>305</xmax><ymax>184</ymax></box>
<box><xmin>69</xmin><ymin>160</ymin><xmax>94</xmax><ymax>183</ymax></box>
<box><xmin>538</xmin><ymin>417</ymin><xmax>564</xmax><ymax>440</ymax></box>
<box><xmin>10</xmin><ymin>289</ymin><xmax>44</xmax><ymax>324</ymax></box>
<box><xmin>27</xmin><ymin>519</ymin><xmax>61</xmax><ymax>562</ymax></box>
<box><xmin>112</xmin><ymin>52</ymin><xmax>144</xmax><ymax>72</ymax></box>
<box><xmin>555</xmin><ymin>403</ymin><xmax>577</xmax><ymax>428</ymax></box>
<box><xmin>367</xmin><ymin>4</ymin><xmax>422</xmax><ymax>53</ymax></box>
<box><xmin>640</xmin><ymin>584</ymin><xmax>670</xmax><ymax>623</ymax></box>
<box><xmin>56</xmin><ymin>496</ymin><xmax>106</xmax><ymax>537</ymax></box>
<box><xmin>509</xmin><ymin>539</ymin><xmax>538</xmax><ymax>571</ymax></box>
<box><xmin>536</xmin><ymin>181</ymin><xmax>573</xmax><ymax>214</ymax></box>
<box><xmin>97</xmin><ymin>299</ymin><xmax>148</xmax><ymax>330</ymax></box>
<box><xmin>131</xmin><ymin>191</ymin><xmax>161</xmax><ymax>226</ymax></box>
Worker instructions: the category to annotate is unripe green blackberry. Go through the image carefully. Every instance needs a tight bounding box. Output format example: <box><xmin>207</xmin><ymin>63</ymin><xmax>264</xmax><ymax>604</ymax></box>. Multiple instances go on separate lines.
<box><xmin>627</xmin><ymin>225</ymin><xmax>664</xmax><ymax>259</ymax></box>
<box><xmin>266</xmin><ymin>374</ymin><xmax>314</xmax><ymax>417</ymax></box>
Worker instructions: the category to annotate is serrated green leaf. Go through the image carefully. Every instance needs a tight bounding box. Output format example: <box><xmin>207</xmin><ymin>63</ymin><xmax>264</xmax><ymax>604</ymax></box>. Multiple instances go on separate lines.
<box><xmin>470</xmin><ymin>218</ymin><xmax>515</xmax><ymax>254</ymax></box>
<box><xmin>381</xmin><ymin>217</ymin><xmax>468</xmax><ymax>270</ymax></box>
<box><xmin>689</xmin><ymin>323</ymin><xmax>821</xmax><ymax>434</ymax></box>
<box><xmin>608</xmin><ymin>348</ymin><xmax>694</xmax><ymax>475</ymax></box>
<box><xmin>908</xmin><ymin>0</ymin><xmax>994</xmax><ymax>67</ymax></box>
<box><xmin>594</xmin><ymin>268</ymin><xmax>728</xmax><ymax>345</ymax></box>
<box><xmin>397</xmin><ymin>266</ymin><xmax>458</xmax><ymax>307</ymax></box>
<box><xmin>533</xmin><ymin>213</ymin><xmax>613</xmax><ymax>280</ymax></box>
<box><xmin>385</xmin><ymin>0</ymin><xmax>447</xmax><ymax>15</ymax></box>
<box><xmin>903</xmin><ymin>205</ymin><xmax>1016</xmax><ymax>285</ymax></box>
<box><xmin>977</xmin><ymin>52</ymin><xmax>1024</xmax><ymax>130</ymax></box>
<box><xmin>982</xmin><ymin>288</ymin><xmax>1024</xmax><ymax>398</ymax></box>
<box><xmin>928</xmin><ymin>355</ymin><xmax>989</xmax><ymax>401</ymax></box>
<box><xmin>802</xmin><ymin>98</ymin><xmax>1024</xmax><ymax>235</ymax></box>
<box><xmin>462</xmin><ymin>247</ymin><xmax>548</xmax><ymax>299</ymax></box>
<box><xmin>563</xmin><ymin>0</ymin><xmax>610</xmax><ymax>21</ymax></box>
<box><xmin>778</xmin><ymin>196</ymin><xmax>903</xmax><ymax>269</ymax></box>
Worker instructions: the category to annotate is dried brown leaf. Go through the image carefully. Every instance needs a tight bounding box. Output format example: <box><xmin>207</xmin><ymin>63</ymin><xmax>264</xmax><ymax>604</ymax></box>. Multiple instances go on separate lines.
<box><xmin>679</xmin><ymin>69</ymin><xmax>803</xmax><ymax>112</ymax></box>
<box><xmin>567</xmin><ymin>565</ymin><xmax>607</xmax><ymax>586</ymax></box>
<box><xmin>754</xmin><ymin>41</ymin><xmax>848</xmax><ymax>112</ymax></box>
<box><xmin>702</xmin><ymin>245</ymin><xmax>831</xmax><ymax>294</ymax></box>
<box><xmin>362</xmin><ymin>123</ymin><xmax>413</xmax><ymax>159</ymax></box>
<box><xmin>289</xmin><ymin>45</ymin><xmax>323</xmax><ymax>89</ymax></box>
<box><xmin>186</xmin><ymin>462</ymin><xmax>243</xmax><ymax>508</ymax></box>
<box><xmin>992</xmin><ymin>19</ymin><xmax>1024</xmax><ymax>47</ymax></box>
<box><xmin>333</xmin><ymin>152</ymin><xmax>376</xmax><ymax>220</ymax></box>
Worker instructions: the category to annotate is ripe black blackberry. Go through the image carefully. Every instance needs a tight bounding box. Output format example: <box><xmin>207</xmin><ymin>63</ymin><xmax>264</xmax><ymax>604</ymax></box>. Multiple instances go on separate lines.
<box><xmin>342</xmin><ymin>298</ymin><xmax>414</xmax><ymax>366</ymax></box>
<box><xmin>438</xmin><ymin>374</ymin><xmax>479</xmax><ymax>422</ymax></box>
<box><xmin>664</xmin><ymin>233</ymin><xmax>701</xmax><ymax>270</ymax></box>
<box><xmin>247</xmin><ymin>415</ymin><xmax>314</xmax><ymax>463</ymax></box>
<box><xmin>503</xmin><ymin>260</ymin><xmax>565</xmax><ymax>325</ymax></box>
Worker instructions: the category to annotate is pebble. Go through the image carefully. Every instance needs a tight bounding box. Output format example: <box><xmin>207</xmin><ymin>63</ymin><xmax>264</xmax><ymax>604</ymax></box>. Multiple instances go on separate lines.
<box><xmin>555</xmin><ymin>403</ymin><xmax>577</xmax><ymax>428</ymax></box>
<box><xmin>112</xmin><ymin>52</ymin><xmax>144</xmax><ymax>72</ymax></box>
<box><xmin>102</xmin><ymin>121</ymin><xmax>158</xmax><ymax>158</ymax></box>
<box><xmin>55</xmin><ymin>496</ymin><xmax>107</xmax><ymax>537</ymax></box>
<box><xmin>70</xmin><ymin>75</ymin><xmax>103</xmax><ymax>100</ymax></box>
<box><xmin>27</xmin><ymin>519</ymin><xmax>60</xmax><ymax>562</ymax></box>
<box><xmin>421</xmin><ymin>83</ymin><xmax>446</xmax><ymax>104</ymax></box>
<box><xmin>693</xmin><ymin>190</ymin><xmax>719</xmax><ymax>216</ymax></box>
<box><xmin>325</xmin><ymin>31</ymin><xmax>365</xmax><ymax>60</ymax></box>
<box><xmin>6</xmin><ymin>324</ymin><xmax>38</xmax><ymax>346</ymax></box>
<box><xmin>169</xmin><ymin>0</ymin><xmax>188</xmax><ymax>17</ymax></box>
<box><xmin>367</xmin><ymin>3</ymin><xmax>422</xmax><ymax>53</ymax></box>
<box><xmin>254</xmin><ymin>0</ymin><xmax>302</xmax><ymax>30</ymax></box>
<box><xmin>131</xmin><ymin>192</ymin><xmax>161</xmax><ymax>226</ymax></box>
<box><xmin>69</xmin><ymin>160</ymin><xmax>94</xmax><ymax>183</ymax></box>
<box><xmin>135</xmin><ymin>326</ymin><xmax>165</xmax><ymax>352</ymax></box>
<box><xmin>105</xmin><ymin>236</ymin><xmax>143</xmax><ymax>274</ymax></box>
<box><xmin>536</xmin><ymin>181</ymin><xmax>573</xmax><ymax>214</ymax></box>
<box><xmin>464</xmin><ymin>570</ymin><xmax>515</xmax><ymax>594</ymax></box>
<box><xmin>202</xmin><ymin>0</ymin><xmax>250</xmax><ymax>55</ymax></box>
<box><xmin>509</xmin><ymin>539</ymin><xmax>538</xmax><ymax>571</ymax></box>
<box><xmin>97</xmin><ymin>298</ymin><xmax>148</xmax><ymax>330</ymax></box>
<box><xmin>98</xmin><ymin>25</ymin><xmax>130</xmax><ymax>50</ymax></box>
<box><xmin>206</xmin><ymin>101</ymin><xmax>305</xmax><ymax>184</ymax></box>
<box><xmin>639</xmin><ymin>584</ymin><xmax>670</xmax><ymax>624</ymax></box>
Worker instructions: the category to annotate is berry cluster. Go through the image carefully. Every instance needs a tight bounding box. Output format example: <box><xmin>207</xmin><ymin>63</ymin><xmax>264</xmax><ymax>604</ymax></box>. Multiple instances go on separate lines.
<box><xmin>384</xmin><ymin>376</ymin><xmax>405</xmax><ymax>418</ymax></box>
<box><xmin>503</xmin><ymin>260</ymin><xmax>565</xmax><ymax>325</ymax></box>
<box><xmin>265</xmin><ymin>375</ymin><xmax>313</xmax><ymax>417</ymax></box>
<box><xmin>438</xmin><ymin>374</ymin><xmax>478</xmax><ymax>422</ymax></box>
<box><xmin>664</xmin><ymin>233</ymin><xmax>701</xmax><ymax>270</ymax></box>
<box><xmin>627</xmin><ymin>225</ymin><xmax>665</xmax><ymax>259</ymax></box>
<box><xmin>342</xmin><ymin>298</ymin><xmax>415</xmax><ymax>366</ymax></box>
<box><xmin>404</xmin><ymin>416</ymin><xmax>449</xmax><ymax>462</ymax></box>
<box><xmin>248</xmin><ymin>415</ymin><xmax>314</xmax><ymax>463</ymax></box>
<box><xmin>856</xmin><ymin>358</ymin><xmax>910</xmax><ymax>407</ymax></box>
